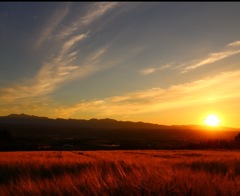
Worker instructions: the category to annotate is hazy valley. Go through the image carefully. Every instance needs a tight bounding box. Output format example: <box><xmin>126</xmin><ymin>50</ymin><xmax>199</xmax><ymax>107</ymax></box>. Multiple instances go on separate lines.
<box><xmin>0</xmin><ymin>114</ymin><xmax>239</xmax><ymax>151</ymax></box>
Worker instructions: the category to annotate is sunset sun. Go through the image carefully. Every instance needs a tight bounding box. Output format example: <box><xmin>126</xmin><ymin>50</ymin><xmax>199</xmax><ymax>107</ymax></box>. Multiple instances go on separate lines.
<box><xmin>204</xmin><ymin>114</ymin><xmax>220</xmax><ymax>127</ymax></box>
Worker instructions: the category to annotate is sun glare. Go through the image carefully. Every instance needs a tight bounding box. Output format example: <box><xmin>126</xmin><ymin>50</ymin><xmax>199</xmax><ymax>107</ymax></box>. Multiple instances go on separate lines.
<box><xmin>204</xmin><ymin>114</ymin><xmax>220</xmax><ymax>127</ymax></box>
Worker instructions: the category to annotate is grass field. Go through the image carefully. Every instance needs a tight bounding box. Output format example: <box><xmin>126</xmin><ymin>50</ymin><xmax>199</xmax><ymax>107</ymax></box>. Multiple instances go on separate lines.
<box><xmin>1</xmin><ymin>150</ymin><xmax>240</xmax><ymax>195</ymax></box>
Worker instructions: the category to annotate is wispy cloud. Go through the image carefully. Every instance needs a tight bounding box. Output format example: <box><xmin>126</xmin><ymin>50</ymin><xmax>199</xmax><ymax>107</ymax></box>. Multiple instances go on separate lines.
<box><xmin>0</xmin><ymin>96</ymin><xmax>59</xmax><ymax>118</ymax></box>
<box><xmin>182</xmin><ymin>40</ymin><xmax>240</xmax><ymax>73</ymax></box>
<box><xmin>83</xmin><ymin>2</ymin><xmax>119</xmax><ymax>24</ymax></box>
<box><xmin>33</xmin><ymin>32</ymin><xmax>89</xmax><ymax>93</ymax></box>
<box><xmin>140</xmin><ymin>64</ymin><xmax>171</xmax><ymax>75</ymax></box>
<box><xmin>58</xmin><ymin>2</ymin><xmax>119</xmax><ymax>39</ymax></box>
<box><xmin>34</xmin><ymin>2</ymin><xmax>118</xmax><ymax>47</ymax></box>
<box><xmin>228</xmin><ymin>40</ymin><xmax>240</xmax><ymax>47</ymax></box>
<box><xmin>54</xmin><ymin>33</ymin><xmax>89</xmax><ymax>64</ymax></box>
<box><xmin>55</xmin><ymin>69</ymin><xmax>240</xmax><ymax>118</ymax></box>
<box><xmin>0</xmin><ymin>32</ymin><xmax>92</xmax><ymax>101</ymax></box>
<box><xmin>0</xmin><ymin>2</ymin><xmax>128</xmax><ymax>104</ymax></box>
<box><xmin>34</xmin><ymin>4</ymin><xmax>70</xmax><ymax>48</ymax></box>
<box><xmin>2</xmin><ymin>68</ymin><xmax>240</xmax><ymax>119</ymax></box>
<box><xmin>140</xmin><ymin>68</ymin><xmax>156</xmax><ymax>75</ymax></box>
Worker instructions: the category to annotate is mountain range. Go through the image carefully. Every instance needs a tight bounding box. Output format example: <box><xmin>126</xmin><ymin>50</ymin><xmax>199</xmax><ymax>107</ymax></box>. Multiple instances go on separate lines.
<box><xmin>1</xmin><ymin>113</ymin><xmax>237</xmax><ymax>131</ymax></box>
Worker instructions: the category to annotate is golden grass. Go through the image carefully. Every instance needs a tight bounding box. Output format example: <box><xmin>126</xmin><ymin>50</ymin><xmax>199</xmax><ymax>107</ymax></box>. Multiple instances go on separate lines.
<box><xmin>1</xmin><ymin>150</ymin><xmax>240</xmax><ymax>195</ymax></box>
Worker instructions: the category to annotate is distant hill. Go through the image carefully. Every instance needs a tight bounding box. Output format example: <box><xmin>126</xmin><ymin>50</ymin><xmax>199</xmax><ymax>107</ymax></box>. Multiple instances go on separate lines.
<box><xmin>1</xmin><ymin>113</ymin><xmax>167</xmax><ymax>129</ymax></box>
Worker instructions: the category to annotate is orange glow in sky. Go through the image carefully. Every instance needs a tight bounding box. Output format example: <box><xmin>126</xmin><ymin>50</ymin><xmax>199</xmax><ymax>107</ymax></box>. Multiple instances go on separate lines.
<box><xmin>0</xmin><ymin>3</ymin><xmax>240</xmax><ymax>128</ymax></box>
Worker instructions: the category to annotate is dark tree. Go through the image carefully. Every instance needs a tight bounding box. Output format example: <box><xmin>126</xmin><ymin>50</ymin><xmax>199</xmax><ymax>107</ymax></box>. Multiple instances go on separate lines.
<box><xmin>233</xmin><ymin>132</ymin><xmax>240</xmax><ymax>148</ymax></box>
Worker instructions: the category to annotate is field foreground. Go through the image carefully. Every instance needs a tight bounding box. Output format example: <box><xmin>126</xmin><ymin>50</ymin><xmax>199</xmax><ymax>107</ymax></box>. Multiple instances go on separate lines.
<box><xmin>1</xmin><ymin>150</ymin><xmax>240</xmax><ymax>195</ymax></box>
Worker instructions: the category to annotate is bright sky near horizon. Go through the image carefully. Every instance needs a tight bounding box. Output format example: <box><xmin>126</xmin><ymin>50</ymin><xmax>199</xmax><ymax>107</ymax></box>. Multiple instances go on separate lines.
<box><xmin>0</xmin><ymin>2</ymin><xmax>240</xmax><ymax>127</ymax></box>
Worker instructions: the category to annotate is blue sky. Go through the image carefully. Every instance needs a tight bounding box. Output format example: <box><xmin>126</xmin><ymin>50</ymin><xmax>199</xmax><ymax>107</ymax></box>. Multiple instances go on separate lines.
<box><xmin>1</xmin><ymin>2</ymin><xmax>240</xmax><ymax>127</ymax></box>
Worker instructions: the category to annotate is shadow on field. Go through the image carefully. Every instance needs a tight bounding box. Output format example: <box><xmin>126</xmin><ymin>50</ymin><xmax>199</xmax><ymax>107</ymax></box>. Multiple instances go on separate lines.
<box><xmin>0</xmin><ymin>162</ymin><xmax>89</xmax><ymax>184</ymax></box>
<box><xmin>177</xmin><ymin>159</ymin><xmax>240</xmax><ymax>176</ymax></box>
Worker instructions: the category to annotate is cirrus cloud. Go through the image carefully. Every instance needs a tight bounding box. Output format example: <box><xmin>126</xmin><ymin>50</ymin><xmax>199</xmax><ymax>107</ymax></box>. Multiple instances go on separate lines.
<box><xmin>54</xmin><ymin>69</ymin><xmax>240</xmax><ymax>118</ymax></box>
<box><xmin>182</xmin><ymin>40</ymin><xmax>240</xmax><ymax>73</ymax></box>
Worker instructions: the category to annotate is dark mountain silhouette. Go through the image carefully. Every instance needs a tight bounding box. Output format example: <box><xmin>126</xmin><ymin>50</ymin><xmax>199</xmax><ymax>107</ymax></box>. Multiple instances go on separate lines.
<box><xmin>1</xmin><ymin>113</ymin><xmax>237</xmax><ymax>131</ymax></box>
<box><xmin>1</xmin><ymin>113</ymin><xmax>165</xmax><ymax>129</ymax></box>
<box><xmin>0</xmin><ymin>113</ymin><xmax>239</xmax><ymax>151</ymax></box>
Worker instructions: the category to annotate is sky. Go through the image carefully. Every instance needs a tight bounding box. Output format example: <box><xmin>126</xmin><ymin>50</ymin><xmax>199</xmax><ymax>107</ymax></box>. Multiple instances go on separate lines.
<box><xmin>0</xmin><ymin>2</ymin><xmax>240</xmax><ymax>127</ymax></box>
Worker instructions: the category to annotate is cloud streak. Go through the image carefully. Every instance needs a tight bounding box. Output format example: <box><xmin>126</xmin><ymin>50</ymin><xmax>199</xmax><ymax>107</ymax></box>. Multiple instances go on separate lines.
<box><xmin>0</xmin><ymin>32</ymin><xmax>92</xmax><ymax>101</ymax></box>
<box><xmin>228</xmin><ymin>40</ymin><xmax>240</xmax><ymax>47</ymax></box>
<box><xmin>182</xmin><ymin>40</ymin><xmax>240</xmax><ymax>73</ymax></box>
<box><xmin>55</xmin><ymin>69</ymin><xmax>240</xmax><ymax>118</ymax></box>
<box><xmin>0</xmin><ymin>2</ymin><xmax>120</xmax><ymax>103</ymax></box>
<box><xmin>140</xmin><ymin>64</ymin><xmax>171</xmax><ymax>75</ymax></box>
<box><xmin>35</xmin><ymin>4</ymin><xmax>70</xmax><ymax>48</ymax></box>
<box><xmin>58</xmin><ymin>2</ymin><xmax>119</xmax><ymax>39</ymax></box>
